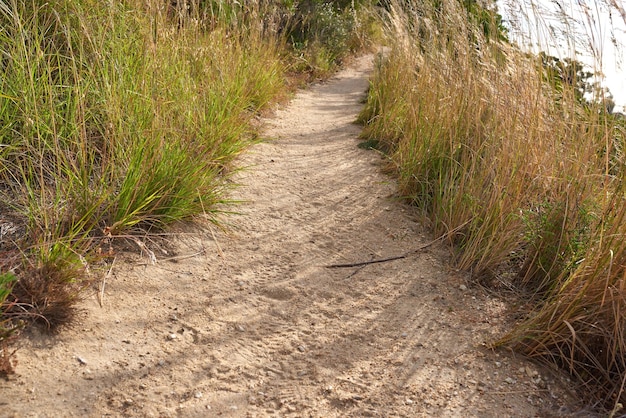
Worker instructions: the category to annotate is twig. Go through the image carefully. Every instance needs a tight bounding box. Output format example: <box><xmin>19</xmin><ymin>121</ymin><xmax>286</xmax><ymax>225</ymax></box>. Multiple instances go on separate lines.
<box><xmin>159</xmin><ymin>249</ymin><xmax>206</xmax><ymax>263</ymax></box>
<box><xmin>327</xmin><ymin>254</ymin><xmax>408</xmax><ymax>268</ymax></box>
<box><xmin>345</xmin><ymin>264</ymin><xmax>368</xmax><ymax>279</ymax></box>
<box><xmin>209</xmin><ymin>226</ymin><xmax>224</xmax><ymax>258</ymax></box>
<box><xmin>136</xmin><ymin>249</ymin><xmax>206</xmax><ymax>266</ymax></box>
<box><xmin>130</xmin><ymin>237</ymin><xmax>156</xmax><ymax>265</ymax></box>
<box><xmin>325</xmin><ymin>235</ymin><xmax>444</xmax><ymax>268</ymax></box>
<box><xmin>98</xmin><ymin>257</ymin><xmax>116</xmax><ymax>308</ymax></box>
<box><xmin>325</xmin><ymin>220</ymin><xmax>471</xmax><ymax>269</ymax></box>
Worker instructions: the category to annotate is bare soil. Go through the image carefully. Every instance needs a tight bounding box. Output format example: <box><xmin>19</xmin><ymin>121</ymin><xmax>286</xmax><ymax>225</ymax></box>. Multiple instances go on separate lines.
<box><xmin>2</xmin><ymin>54</ymin><xmax>579</xmax><ymax>417</ymax></box>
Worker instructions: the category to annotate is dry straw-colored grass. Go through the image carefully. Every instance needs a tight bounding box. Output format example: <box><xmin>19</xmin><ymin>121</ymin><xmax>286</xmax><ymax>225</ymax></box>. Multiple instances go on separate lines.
<box><xmin>360</xmin><ymin>0</ymin><xmax>626</xmax><ymax>408</ymax></box>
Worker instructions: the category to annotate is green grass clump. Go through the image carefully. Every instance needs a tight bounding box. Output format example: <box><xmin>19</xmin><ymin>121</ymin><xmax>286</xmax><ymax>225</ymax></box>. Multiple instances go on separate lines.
<box><xmin>359</xmin><ymin>0</ymin><xmax>626</xmax><ymax>408</ymax></box>
<box><xmin>0</xmin><ymin>0</ymin><xmax>379</xmax><ymax>345</ymax></box>
<box><xmin>0</xmin><ymin>0</ymin><xmax>287</xmax><ymax>331</ymax></box>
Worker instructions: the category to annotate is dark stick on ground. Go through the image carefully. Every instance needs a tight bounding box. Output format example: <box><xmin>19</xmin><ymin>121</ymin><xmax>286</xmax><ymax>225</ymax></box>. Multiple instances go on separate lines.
<box><xmin>325</xmin><ymin>236</ymin><xmax>445</xmax><ymax>269</ymax></box>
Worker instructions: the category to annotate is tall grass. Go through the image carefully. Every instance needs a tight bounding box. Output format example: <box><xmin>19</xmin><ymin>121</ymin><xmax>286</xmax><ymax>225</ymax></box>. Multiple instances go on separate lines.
<box><xmin>359</xmin><ymin>0</ymin><xmax>626</xmax><ymax>408</ymax></box>
<box><xmin>0</xmin><ymin>0</ymin><xmax>379</xmax><ymax>355</ymax></box>
<box><xmin>0</xmin><ymin>0</ymin><xmax>287</xmax><ymax>331</ymax></box>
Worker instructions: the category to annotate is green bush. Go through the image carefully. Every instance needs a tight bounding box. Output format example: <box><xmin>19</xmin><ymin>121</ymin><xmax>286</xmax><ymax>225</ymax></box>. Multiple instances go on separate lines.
<box><xmin>286</xmin><ymin>0</ymin><xmax>370</xmax><ymax>75</ymax></box>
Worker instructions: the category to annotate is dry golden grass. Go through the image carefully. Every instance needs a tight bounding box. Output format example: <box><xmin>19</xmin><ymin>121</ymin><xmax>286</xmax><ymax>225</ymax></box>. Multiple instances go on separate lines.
<box><xmin>360</xmin><ymin>0</ymin><xmax>626</xmax><ymax>408</ymax></box>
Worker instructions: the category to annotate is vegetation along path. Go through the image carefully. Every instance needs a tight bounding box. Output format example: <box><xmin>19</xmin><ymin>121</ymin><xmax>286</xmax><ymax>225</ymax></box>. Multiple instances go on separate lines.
<box><xmin>2</xmin><ymin>54</ymin><xmax>577</xmax><ymax>417</ymax></box>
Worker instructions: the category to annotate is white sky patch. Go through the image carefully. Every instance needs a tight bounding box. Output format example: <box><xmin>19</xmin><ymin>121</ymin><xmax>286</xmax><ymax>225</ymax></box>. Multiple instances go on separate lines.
<box><xmin>497</xmin><ymin>0</ymin><xmax>626</xmax><ymax>112</ymax></box>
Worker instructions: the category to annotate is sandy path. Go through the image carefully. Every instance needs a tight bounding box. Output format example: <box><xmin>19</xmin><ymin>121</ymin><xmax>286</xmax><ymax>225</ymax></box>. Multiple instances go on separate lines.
<box><xmin>2</xmin><ymin>54</ymin><xmax>574</xmax><ymax>417</ymax></box>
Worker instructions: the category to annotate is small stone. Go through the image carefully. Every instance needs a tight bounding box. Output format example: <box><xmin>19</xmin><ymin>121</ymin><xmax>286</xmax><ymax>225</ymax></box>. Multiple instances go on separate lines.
<box><xmin>194</xmin><ymin>392</ymin><xmax>203</xmax><ymax>399</ymax></box>
<box><xmin>401</xmin><ymin>332</ymin><xmax>408</xmax><ymax>338</ymax></box>
<box><xmin>505</xmin><ymin>377</ymin><xmax>516</xmax><ymax>384</ymax></box>
<box><xmin>76</xmin><ymin>356</ymin><xmax>87</xmax><ymax>365</ymax></box>
<box><xmin>168</xmin><ymin>333</ymin><xmax>177</xmax><ymax>340</ymax></box>
<box><xmin>459</xmin><ymin>284</ymin><xmax>467</xmax><ymax>291</ymax></box>
<box><xmin>495</xmin><ymin>361</ymin><xmax>502</xmax><ymax>368</ymax></box>
<box><xmin>236</xmin><ymin>325</ymin><xmax>246</xmax><ymax>332</ymax></box>
<box><xmin>405</xmin><ymin>398</ymin><xmax>414</xmax><ymax>405</ymax></box>
<box><xmin>525</xmin><ymin>366</ymin><xmax>538</xmax><ymax>377</ymax></box>
<box><xmin>297</xmin><ymin>345</ymin><xmax>306</xmax><ymax>352</ymax></box>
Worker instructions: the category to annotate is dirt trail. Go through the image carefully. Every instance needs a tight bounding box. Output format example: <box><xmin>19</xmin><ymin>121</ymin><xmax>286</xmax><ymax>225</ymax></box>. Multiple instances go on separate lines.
<box><xmin>2</xmin><ymin>54</ymin><xmax>576</xmax><ymax>417</ymax></box>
